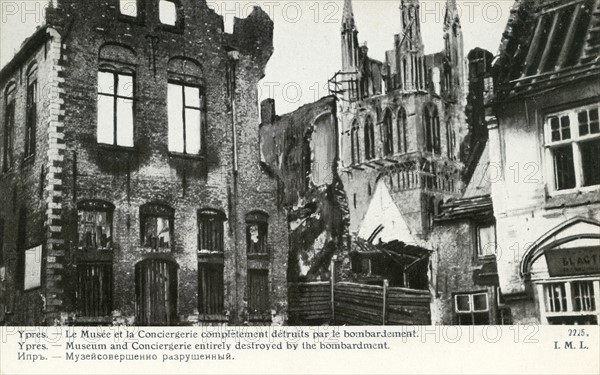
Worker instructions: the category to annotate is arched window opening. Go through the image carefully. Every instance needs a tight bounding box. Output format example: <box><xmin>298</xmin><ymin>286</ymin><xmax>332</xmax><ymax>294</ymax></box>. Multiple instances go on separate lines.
<box><xmin>364</xmin><ymin>116</ymin><xmax>375</xmax><ymax>160</ymax></box>
<box><xmin>350</xmin><ymin>120</ymin><xmax>360</xmax><ymax>165</ymax></box>
<box><xmin>382</xmin><ymin>109</ymin><xmax>394</xmax><ymax>156</ymax></box>
<box><xmin>397</xmin><ymin>107</ymin><xmax>408</xmax><ymax>154</ymax></box>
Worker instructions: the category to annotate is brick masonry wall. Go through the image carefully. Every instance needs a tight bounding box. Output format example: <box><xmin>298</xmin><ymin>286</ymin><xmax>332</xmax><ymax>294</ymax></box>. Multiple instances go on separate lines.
<box><xmin>1</xmin><ymin>0</ymin><xmax>288</xmax><ymax>326</ymax></box>
<box><xmin>0</xmin><ymin>30</ymin><xmax>59</xmax><ymax>325</ymax></box>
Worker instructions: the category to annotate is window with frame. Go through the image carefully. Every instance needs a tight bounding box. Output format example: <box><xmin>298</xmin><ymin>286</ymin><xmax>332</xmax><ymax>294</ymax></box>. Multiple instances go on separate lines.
<box><xmin>424</xmin><ymin>105</ymin><xmax>441</xmax><ymax>155</ymax></box>
<box><xmin>446</xmin><ymin>121</ymin><xmax>456</xmax><ymax>160</ymax></box>
<box><xmin>77</xmin><ymin>200</ymin><xmax>114</xmax><ymax>250</ymax></box>
<box><xmin>397</xmin><ymin>107</ymin><xmax>408</xmax><ymax>154</ymax></box>
<box><xmin>350</xmin><ymin>120</ymin><xmax>360</xmax><ymax>164</ymax></box>
<box><xmin>24</xmin><ymin>245</ymin><xmax>42</xmax><ymax>291</ymax></box>
<box><xmin>25</xmin><ymin>64</ymin><xmax>37</xmax><ymax>159</ymax></box>
<box><xmin>198</xmin><ymin>209</ymin><xmax>225</xmax><ymax>253</ymax></box>
<box><xmin>2</xmin><ymin>83</ymin><xmax>16</xmax><ymax>172</ymax></box>
<box><xmin>76</xmin><ymin>262</ymin><xmax>113</xmax><ymax>317</ymax></box>
<box><xmin>364</xmin><ymin>116</ymin><xmax>375</xmax><ymax>160</ymax></box>
<box><xmin>159</xmin><ymin>0</ymin><xmax>179</xmax><ymax>26</ymax></box>
<box><xmin>542</xmin><ymin>280</ymin><xmax>598</xmax><ymax>325</ymax></box>
<box><xmin>97</xmin><ymin>68</ymin><xmax>134</xmax><ymax>147</ymax></box>
<box><xmin>476</xmin><ymin>222</ymin><xmax>497</xmax><ymax>258</ymax></box>
<box><xmin>167</xmin><ymin>58</ymin><xmax>205</xmax><ymax>155</ymax></box>
<box><xmin>545</xmin><ymin>103</ymin><xmax>600</xmax><ymax>191</ymax></box>
<box><xmin>382</xmin><ymin>109</ymin><xmax>394</xmax><ymax>156</ymax></box>
<box><xmin>246</xmin><ymin>211</ymin><xmax>268</xmax><ymax>255</ymax></box>
<box><xmin>455</xmin><ymin>292</ymin><xmax>490</xmax><ymax>325</ymax></box>
<box><xmin>140</xmin><ymin>203</ymin><xmax>174</xmax><ymax>251</ymax></box>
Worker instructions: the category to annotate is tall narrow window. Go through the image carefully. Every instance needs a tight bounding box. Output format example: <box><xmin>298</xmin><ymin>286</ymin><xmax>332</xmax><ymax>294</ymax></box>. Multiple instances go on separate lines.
<box><xmin>364</xmin><ymin>116</ymin><xmax>375</xmax><ymax>160</ymax></box>
<box><xmin>546</xmin><ymin>104</ymin><xmax>600</xmax><ymax>191</ymax></box>
<box><xmin>97</xmin><ymin>70</ymin><xmax>134</xmax><ymax>147</ymax></box>
<box><xmin>159</xmin><ymin>0</ymin><xmax>178</xmax><ymax>26</ymax></box>
<box><xmin>25</xmin><ymin>64</ymin><xmax>37</xmax><ymax>158</ymax></box>
<box><xmin>77</xmin><ymin>200</ymin><xmax>114</xmax><ymax>250</ymax></box>
<box><xmin>382</xmin><ymin>109</ymin><xmax>394</xmax><ymax>156</ymax></box>
<box><xmin>168</xmin><ymin>83</ymin><xmax>204</xmax><ymax>154</ymax></box>
<box><xmin>397</xmin><ymin>107</ymin><xmax>408</xmax><ymax>154</ymax></box>
<box><xmin>424</xmin><ymin>105</ymin><xmax>441</xmax><ymax>154</ymax></box>
<box><xmin>140</xmin><ymin>203</ymin><xmax>174</xmax><ymax>251</ymax></box>
<box><xmin>350</xmin><ymin>120</ymin><xmax>360</xmax><ymax>164</ymax></box>
<box><xmin>246</xmin><ymin>211</ymin><xmax>268</xmax><ymax>255</ymax></box>
<box><xmin>2</xmin><ymin>83</ymin><xmax>16</xmax><ymax>172</ymax></box>
<box><xmin>446</xmin><ymin>121</ymin><xmax>456</xmax><ymax>159</ymax></box>
<box><xmin>476</xmin><ymin>223</ymin><xmax>497</xmax><ymax>258</ymax></box>
<box><xmin>198</xmin><ymin>209</ymin><xmax>225</xmax><ymax>253</ymax></box>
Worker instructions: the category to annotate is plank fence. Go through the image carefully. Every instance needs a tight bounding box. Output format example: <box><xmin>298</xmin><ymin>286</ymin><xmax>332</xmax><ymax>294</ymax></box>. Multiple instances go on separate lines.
<box><xmin>288</xmin><ymin>275</ymin><xmax>431</xmax><ymax>325</ymax></box>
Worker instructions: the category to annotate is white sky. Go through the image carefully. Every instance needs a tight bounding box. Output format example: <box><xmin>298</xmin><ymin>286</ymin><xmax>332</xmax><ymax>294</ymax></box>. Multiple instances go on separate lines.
<box><xmin>0</xmin><ymin>0</ymin><xmax>513</xmax><ymax>115</ymax></box>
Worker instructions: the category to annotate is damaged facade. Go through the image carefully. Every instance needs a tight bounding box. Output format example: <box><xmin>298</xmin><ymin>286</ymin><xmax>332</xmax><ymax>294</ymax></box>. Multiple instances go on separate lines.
<box><xmin>0</xmin><ymin>0</ymin><xmax>289</xmax><ymax>326</ymax></box>
<box><xmin>485</xmin><ymin>0</ymin><xmax>600</xmax><ymax>324</ymax></box>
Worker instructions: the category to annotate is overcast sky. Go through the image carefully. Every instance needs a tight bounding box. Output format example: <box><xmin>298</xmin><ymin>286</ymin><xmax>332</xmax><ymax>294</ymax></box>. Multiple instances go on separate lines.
<box><xmin>0</xmin><ymin>0</ymin><xmax>513</xmax><ymax>114</ymax></box>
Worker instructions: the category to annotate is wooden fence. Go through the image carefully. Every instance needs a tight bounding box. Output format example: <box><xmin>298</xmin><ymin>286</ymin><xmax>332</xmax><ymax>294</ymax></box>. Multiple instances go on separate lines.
<box><xmin>288</xmin><ymin>279</ymin><xmax>431</xmax><ymax>325</ymax></box>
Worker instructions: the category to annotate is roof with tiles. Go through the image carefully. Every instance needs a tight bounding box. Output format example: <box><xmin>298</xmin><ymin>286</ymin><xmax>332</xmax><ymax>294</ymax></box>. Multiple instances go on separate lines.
<box><xmin>492</xmin><ymin>0</ymin><xmax>600</xmax><ymax>99</ymax></box>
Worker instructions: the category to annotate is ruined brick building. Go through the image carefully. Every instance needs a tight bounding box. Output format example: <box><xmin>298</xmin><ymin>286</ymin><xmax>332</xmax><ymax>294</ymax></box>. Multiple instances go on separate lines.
<box><xmin>331</xmin><ymin>0</ymin><xmax>467</xmax><ymax>291</ymax></box>
<box><xmin>0</xmin><ymin>0</ymin><xmax>289</xmax><ymax>326</ymax></box>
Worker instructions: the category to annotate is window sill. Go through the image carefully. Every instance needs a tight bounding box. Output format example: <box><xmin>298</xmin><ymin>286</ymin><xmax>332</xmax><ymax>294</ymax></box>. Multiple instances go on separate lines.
<box><xmin>247</xmin><ymin>253</ymin><xmax>269</xmax><ymax>260</ymax></box>
<box><xmin>545</xmin><ymin>188</ymin><xmax>600</xmax><ymax>209</ymax></box>
<box><xmin>168</xmin><ymin>152</ymin><xmax>206</xmax><ymax>161</ymax></box>
<box><xmin>97</xmin><ymin>143</ymin><xmax>137</xmax><ymax>154</ymax></box>
<box><xmin>158</xmin><ymin>24</ymin><xmax>184</xmax><ymax>34</ymax></box>
<box><xmin>197</xmin><ymin>314</ymin><xmax>229</xmax><ymax>322</ymax></box>
<box><xmin>118</xmin><ymin>14</ymin><xmax>144</xmax><ymax>26</ymax></box>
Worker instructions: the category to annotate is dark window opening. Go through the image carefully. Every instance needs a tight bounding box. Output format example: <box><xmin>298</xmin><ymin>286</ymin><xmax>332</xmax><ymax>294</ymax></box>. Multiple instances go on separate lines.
<box><xmin>424</xmin><ymin>106</ymin><xmax>441</xmax><ymax>154</ymax></box>
<box><xmin>198</xmin><ymin>210</ymin><xmax>225</xmax><ymax>253</ymax></box>
<box><xmin>397</xmin><ymin>108</ymin><xmax>408</xmax><ymax>153</ymax></box>
<box><xmin>581</xmin><ymin>140</ymin><xmax>600</xmax><ymax>187</ymax></box>
<box><xmin>3</xmin><ymin>84</ymin><xmax>16</xmax><ymax>172</ymax></box>
<box><xmin>76</xmin><ymin>263</ymin><xmax>113</xmax><ymax>317</ymax></box>
<box><xmin>350</xmin><ymin>120</ymin><xmax>360</xmax><ymax>164</ymax></box>
<box><xmin>0</xmin><ymin>219</ymin><xmax>4</xmax><ymax>268</ymax></box>
<box><xmin>553</xmin><ymin>145</ymin><xmax>576</xmax><ymax>190</ymax></box>
<box><xmin>25</xmin><ymin>65</ymin><xmax>38</xmax><ymax>158</ymax></box>
<box><xmin>140</xmin><ymin>204</ymin><xmax>174</xmax><ymax>251</ymax></box>
<box><xmin>246</xmin><ymin>211</ymin><xmax>268</xmax><ymax>255</ymax></box>
<box><xmin>382</xmin><ymin>110</ymin><xmax>394</xmax><ymax>156</ymax></box>
<box><xmin>77</xmin><ymin>200</ymin><xmax>114</xmax><ymax>250</ymax></box>
<box><xmin>364</xmin><ymin>117</ymin><xmax>375</xmax><ymax>160</ymax></box>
